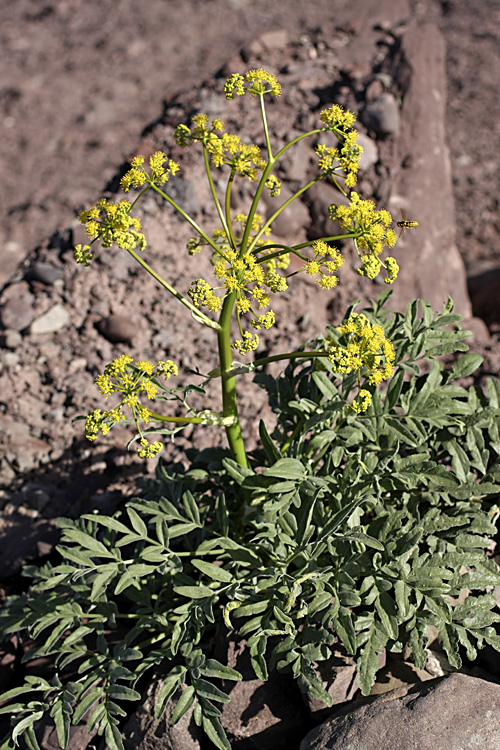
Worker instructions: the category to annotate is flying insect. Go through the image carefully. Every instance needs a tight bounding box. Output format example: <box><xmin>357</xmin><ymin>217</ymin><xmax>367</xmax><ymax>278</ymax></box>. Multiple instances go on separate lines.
<box><xmin>396</xmin><ymin>209</ymin><xmax>419</xmax><ymax>238</ymax></box>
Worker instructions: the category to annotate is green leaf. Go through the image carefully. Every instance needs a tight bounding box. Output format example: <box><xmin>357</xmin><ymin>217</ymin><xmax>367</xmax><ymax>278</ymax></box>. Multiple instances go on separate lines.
<box><xmin>51</xmin><ymin>699</ymin><xmax>70</xmax><ymax>749</ymax></box>
<box><xmin>194</xmin><ymin>679</ymin><xmax>230</xmax><ymax>703</ymax></box>
<box><xmin>155</xmin><ymin>667</ymin><xmax>187</xmax><ymax>719</ymax></box>
<box><xmin>356</xmin><ymin>623</ymin><xmax>387</xmax><ymax>695</ymax></box>
<box><xmin>183</xmin><ymin>492</ymin><xmax>201</xmax><ymax>525</ymax></box>
<box><xmin>200</xmin><ymin>660</ymin><xmax>242</xmax><ymax>681</ymax></box>
<box><xmin>61</xmin><ymin>529</ymin><xmax>117</xmax><ymax>559</ymax></box>
<box><xmin>202</xmin><ymin>714</ymin><xmax>231</xmax><ymax>750</ymax></box>
<box><xmin>438</xmin><ymin>623</ymin><xmax>462</xmax><ymax>669</ymax></box>
<box><xmin>191</xmin><ymin>560</ymin><xmax>233</xmax><ymax>583</ymax></box>
<box><xmin>104</xmin><ymin>721</ymin><xmax>124</xmax><ymax>750</ymax></box>
<box><xmin>12</xmin><ymin>712</ymin><xmax>44</xmax><ymax>745</ymax></box>
<box><xmin>107</xmin><ymin>685</ymin><xmax>141</xmax><ymax>701</ymax></box>
<box><xmin>375</xmin><ymin>592</ymin><xmax>399</xmax><ymax>641</ymax></box>
<box><xmin>450</xmin><ymin>353</ymin><xmax>483</xmax><ymax>379</ymax></box>
<box><xmin>263</xmin><ymin>458</ymin><xmax>306</xmax><ymax>480</ymax></box>
<box><xmin>72</xmin><ymin>687</ymin><xmax>103</xmax><ymax>724</ymax></box>
<box><xmin>174</xmin><ymin>585</ymin><xmax>215</xmax><ymax>599</ymax></box>
<box><xmin>126</xmin><ymin>508</ymin><xmax>148</xmax><ymax>538</ymax></box>
<box><xmin>171</xmin><ymin>685</ymin><xmax>196</xmax><ymax>724</ymax></box>
<box><xmin>81</xmin><ymin>514</ymin><xmax>131</xmax><ymax>535</ymax></box>
<box><xmin>312</xmin><ymin>371</ymin><xmax>340</xmax><ymax>400</ymax></box>
<box><xmin>259</xmin><ymin>419</ymin><xmax>282</xmax><ymax>463</ymax></box>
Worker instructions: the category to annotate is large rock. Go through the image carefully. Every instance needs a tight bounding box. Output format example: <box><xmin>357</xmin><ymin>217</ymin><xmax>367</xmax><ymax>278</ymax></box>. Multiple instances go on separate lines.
<box><xmin>300</xmin><ymin>673</ymin><xmax>500</xmax><ymax>750</ymax></box>
<box><xmin>386</xmin><ymin>23</ymin><xmax>472</xmax><ymax>318</ymax></box>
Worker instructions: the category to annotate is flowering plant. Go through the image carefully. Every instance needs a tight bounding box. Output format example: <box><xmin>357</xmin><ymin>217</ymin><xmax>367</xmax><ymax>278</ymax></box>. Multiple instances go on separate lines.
<box><xmin>1</xmin><ymin>69</ymin><xmax>500</xmax><ymax>750</ymax></box>
<box><xmin>74</xmin><ymin>68</ymin><xmax>399</xmax><ymax>466</ymax></box>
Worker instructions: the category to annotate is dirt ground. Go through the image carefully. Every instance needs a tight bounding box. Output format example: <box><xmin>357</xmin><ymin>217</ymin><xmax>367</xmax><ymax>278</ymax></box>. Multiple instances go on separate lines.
<box><xmin>0</xmin><ymin>0</ymin><xmax>500</xmax><ymax>564</ymax></box>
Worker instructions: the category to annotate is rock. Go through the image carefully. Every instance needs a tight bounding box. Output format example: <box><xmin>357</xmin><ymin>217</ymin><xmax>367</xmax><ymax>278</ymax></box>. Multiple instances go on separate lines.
<box><xmin>303</xmin><ymin>652</ymin><xmax>358</xmax><ymax>722</ymax></box>
<box><xmin>30</xmin><ymin>304</ymin><xmax>70</xmax><ymax>334</ymax></box>
<box><xmin>300</xmin><ymin>673</ymin><xmax>500</xmax><ymax>750</ymax></box>
<box><xmin>0</xmin><ymin>329</ymin><xmax>23</xmax><ymax>349</ymax></box>
<box><xmin>262</xmin><ymin>182</ymin><xmax>310</xmax><ymax>239</ymax></box>
<box><xmin>386</xmin><ymin>23</ymin><xmax>472</xmax><ymax>319</ymax></box>
<box><xmin>122</xmin><ymin>680</ymin><xmax>203</xmax><ymax>750</ymax></box>
<box><xmin>357</xmin><ymin>132</ymin><xmax>378</xmax><ymax>171</ymax></box>
<box><xmin>27</xmin><ymin>261</ymin><xmax>64</xmax><ymax>285</ymax></box>
<box><xmin>214</xmin><ymin>633</ymin><xmax>309</xmax><ymax>750</ymax></box>
<box><xmin>96</xmin><ymin>314</ymin><xmax>136</xmax><ymax>344</ymax></box>
<box><xmin>0</xmin><ymin>282</ymin><xmax>35</xmax><ymax>331</ymax></box>
<box><xmin>304</xmin><ymin>181</ymin><xmax>349</xmax><ymax>239</ymax></box>
<box><xmin>360</xmin><ymin>93</ymin><xmax>400</xmax><ymax>138</ymax></box>
<box><xmin>280</xmin><ymin>137</ymin><xmax>315</xmax><ymax>184</ymax></box>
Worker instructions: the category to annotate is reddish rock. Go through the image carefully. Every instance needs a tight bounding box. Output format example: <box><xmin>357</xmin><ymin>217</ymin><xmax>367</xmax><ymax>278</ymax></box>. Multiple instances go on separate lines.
<box><xmin>300</xmin><ymin>673</ymin><xmax>500</xmax><ymax>750</ymax></box>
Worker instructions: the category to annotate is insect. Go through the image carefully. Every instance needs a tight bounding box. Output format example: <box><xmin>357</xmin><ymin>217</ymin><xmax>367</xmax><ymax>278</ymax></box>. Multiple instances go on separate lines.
<box><xmin>396</xmin><ymin>209</ymin><xmax>419</xmax><ymax>238</ymax></box>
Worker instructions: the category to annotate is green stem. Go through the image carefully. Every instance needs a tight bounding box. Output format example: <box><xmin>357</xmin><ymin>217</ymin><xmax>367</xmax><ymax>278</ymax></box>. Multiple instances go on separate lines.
<box><xmin>226</xmin><ymin>349</ymin><xmax>330</xmax><ymax>378</ymax></box>
<box><xmin>203</xmin><ymin>144</ymin><xmax>231</xmax><ymax>241</ymax></box>
<box><xmin>260</xmin><ymin>93</ymin><xmax>273</xmax><ymax>160</ymax></box>
<box><xmin>217</xmin><ymin>293</ymin><xmax>249</xmax><ymax>468</ymax></box>
<box><xmin>124</xmin><ymin>247</ymin><xmax>219</xmax><ymax>331</ymax></box>
<box><xmin>147</xmin><ymin>412</ymin><xmax>205</xmax><ymax>424</ymax></box>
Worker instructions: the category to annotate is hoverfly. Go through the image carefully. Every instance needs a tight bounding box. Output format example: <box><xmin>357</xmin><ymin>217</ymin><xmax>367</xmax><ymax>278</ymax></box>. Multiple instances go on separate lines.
<box><xmin>396</xmin><ymin>209</ymin><xmax>419</xmax><ymax>238</ymax></box>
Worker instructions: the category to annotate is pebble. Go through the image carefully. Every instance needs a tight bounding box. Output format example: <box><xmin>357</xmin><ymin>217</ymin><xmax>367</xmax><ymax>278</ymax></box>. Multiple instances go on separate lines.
<box><xmin>0</xmin><ymin>283</ymin><xmax>35</xmax><ymax>331</ymax></box>
<box><xmin>361</xmin><ymin>93</ymin><xmax>400</xmax><ymax>137</ymax></box>
<box><xmin>27</xmin><ymin>261</ymin><xmax>64</xmax><ymax>285</ymax></box>
<box><xmin>0</xmin><ymin>329</ymin><xmax>23</xmax><ymax>350</ymax></box>
<box><xmin>30</xmin><ymin>304</ymin><xmax>70</xmax><ymax>334</ymax></box>
<box><xmin>96</xmin><ymin>314</ymin><xmax>136</xmax><ymax>344</ymax></box>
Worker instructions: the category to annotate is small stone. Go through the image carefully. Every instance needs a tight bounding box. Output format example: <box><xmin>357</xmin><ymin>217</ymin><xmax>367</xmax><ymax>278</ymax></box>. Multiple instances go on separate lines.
<box><xmin>361</xmin><ymin>93</ymin><xmax>400</xmax><ymax>137</ymax></box>
<box><xmin>30</xmin><ymin>304</ymin><xmax>70</xmax><ymax>334</ymax></box>
<box><xmin>0</xmin><ymin>329</ymin><xmax>23</xmax><ymax>350</ymax></box>
<box><xmin>258</xmin><ymin>29</ymin><xmax>289</xmax><ymax>50</ymax></box>
<box><xmin>96</xmin><ymin>314</ymin><xmax>136</xmax><ymax>344</ymax></box>
<box><xmin>2</xmin><ymin>351</ymin><xmax>20</xmax><ymax>367</ymax></box>
<box><xmin>0</xmin><ymin>283</ymin><xmax>35</xmax><ymax>331</ymax></box>
<box><xmin>68</xmin><ymin>357</ymin><xmax>88</xmax><ymax>374</ymax></box>
<box><xmin>27</xmin><ymin>261</ymin><xmax>64</xmax><ymax>285</ymax></box>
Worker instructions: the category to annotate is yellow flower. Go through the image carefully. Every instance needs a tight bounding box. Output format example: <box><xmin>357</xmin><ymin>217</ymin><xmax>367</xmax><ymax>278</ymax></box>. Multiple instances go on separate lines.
<box><xmin>74</xmin><ymin>244</ymin><xmax>93</xmax><ymax>266</ymax></box>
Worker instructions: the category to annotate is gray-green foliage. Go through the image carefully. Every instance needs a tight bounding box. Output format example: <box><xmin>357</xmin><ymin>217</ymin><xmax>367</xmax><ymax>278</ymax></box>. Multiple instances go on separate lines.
<box><xmin>2</xmin><ymin>294</ymin><xmax>500</xmax><ymax>750</ymax></box>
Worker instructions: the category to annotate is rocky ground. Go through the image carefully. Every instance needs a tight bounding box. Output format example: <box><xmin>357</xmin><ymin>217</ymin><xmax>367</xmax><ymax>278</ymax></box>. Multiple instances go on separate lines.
<box><xmin>1</xmin><ymin>0</ymin><xmax>500</xmax><ymax>747</ymax></box>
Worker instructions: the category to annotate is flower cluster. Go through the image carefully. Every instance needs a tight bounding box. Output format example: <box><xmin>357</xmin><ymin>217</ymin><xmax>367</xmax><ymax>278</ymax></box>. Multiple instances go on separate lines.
<box><xmin>84</xmin><ymin>355</ymin><xmax>178</xmax><ymax>458</ymax></box>
<box><xmin>328</xmin><ymin>312</ymin><xmax>395</xmax><ymax>412</ymax></box>
<box><xmin>331</xmin><ymin>192</ymin><xmax>398</xmax><ymax>283</ymax></box>
<box><xmin>316</xmin><ymin>137</ymin><xmax>362</xmax><ymax>189</ymax></box>
<box><xmin>186</xmin><ymin>213</ymin><xmax>290</xmax><ymax>352</ymax></box>
<box><xmin>188</xmin><ymin>278</ymin><xmax>223</xmax><ymax>313</ymax></box>
<box><xmin>316</xmin><ymin>104</ymin><xmax>363</xmax><ymax>188</ymax></box>
<box><xmin>224</xmin><ymin>69</ymin><xmax>281</xmax><ymax>99</ymax></box>
<box><xmin>120</xmin><ymin>152</ymin><xmax>180</xmax><ymax>192</ymax></box>
<box><xmin>175</xmin><ymin>114</ymin><xmax>266</xmax><ymax>183</ymax></box>
<box><xmin>75</xmin><ymin>198</ymin><xmax>146</xmax><ymax>264</ymax></box>
<box><xmin>304</xmin><ymin>240</ymin><xmax>344</xmax><ymax>289</ymax></box>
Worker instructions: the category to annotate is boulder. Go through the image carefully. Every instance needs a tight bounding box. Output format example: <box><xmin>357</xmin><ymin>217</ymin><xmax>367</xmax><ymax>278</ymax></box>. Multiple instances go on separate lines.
<box><xmin>386</xmin><ymin>23</ymin><xmax>472</xmax><ymax>318</ymax></box>
<box><xmin>300</xmin><ymin>673</ymin><xmax>500</xmax><ymax>750</ymax></box>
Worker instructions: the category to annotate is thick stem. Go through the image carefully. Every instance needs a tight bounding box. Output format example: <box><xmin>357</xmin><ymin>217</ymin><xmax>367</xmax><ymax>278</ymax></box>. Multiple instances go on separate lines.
<box><xmin>217</xmin><ymin>293</ymin><xmax>249</xmax><ymax>468</ymax></box>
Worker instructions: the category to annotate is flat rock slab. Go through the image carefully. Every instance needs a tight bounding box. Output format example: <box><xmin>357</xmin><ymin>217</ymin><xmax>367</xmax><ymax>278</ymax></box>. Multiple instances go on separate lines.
<box><xmin>300</xmin><ymin>673</ymin><xmax>500</xmax><ymax>750</ymax></box>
